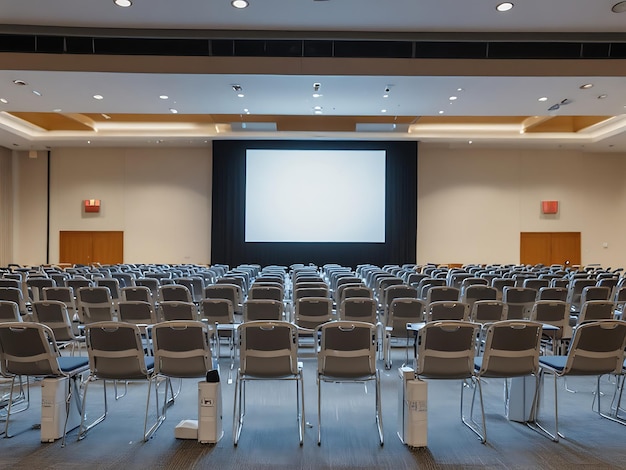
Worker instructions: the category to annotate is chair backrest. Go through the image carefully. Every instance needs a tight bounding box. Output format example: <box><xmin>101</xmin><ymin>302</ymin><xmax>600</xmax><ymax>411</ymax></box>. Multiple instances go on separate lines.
<box><xmin>418</xmin><ymin>278</ymin><xmax>446</xmax><ymax>299</ymax></box>
<box><xmin>491</xmin><ymin>278</ymin><xmax>515</xmax><ymax>300</ymax></box>
<box><xmin>523</xmin><ymin>278</ymin><xmax>550</xmax><ymax>291</ymax></box>
<box><xmin>471</xmin><ymin>300</ymin><xmax>508</xmax><ymax>324</ymax></box>
<box><xmin>0</xmin><ymin>279</ymin><xmax>20</xmax><ymax>289</ymax></box>
<box><xmin>26</xmin><ymin>277</ymin><xmax>55</xmax><ymax>302</ymax></box>
<box><xmin>201</xmin><ymin>298</ymin><xmax>235</xmax><ymax>324</ymax></box>
<box><xmin>340</xmin><ymin>285</ymin><xmax>374</xmax><ymax>304</ymax></box>
<box><xmin>477</xmin><ymin>320</ymin><xmax>542</xmax><ymax>378</ymax></box>
<box><xmin>502</xmin><ymin>287</ymin><xmax>537</xmax><ymax>319</ymax></box>
<box><xmin>578</xmin><ymin>300</ymin><xmax>616</xmax><ymax>324</ymax></box>
<box><xmin>31</xmin><ymin>300</ymin><xmax>77</xmax><ymax>341</ymax></box>
<box><xmin>294</xmin><ymin>287</ymin><xmax>330</xmax><ymax>302</ymax></box>
<box><xmin>0</xmin><ymin>301</ymin><xmax>22</xmax><ymax>322</ymax></box>
<box><xmin>134</xmin><ymin>278</ymin><xmax>160</xmax><ymax>298</ymax></box>
<box><xmin>294</xmin><ymin>297</ymin><xmax>333</xmax><ymax>330</ymax></box>
<box><xmin>384</xmin><ymin>285</ymin><xmax>418</xmax><ymax>313</ymax></box>
<box><xmin>121</xmin><ymin>286</ymin><xmax>155</xmax><ymax>307</ymax></box>
<box><xmin>387</xmin><ymin>298</ymin><xmax>426</xmax><ymax>336</ymax></box>
<box><xmin>428</xmin><ymin>301</ymin><xmax>470</xmax><ymax>322</ymax></box>
<box><xmin>426</xmin><ymin>286</ymin><xmax>460</xmax><ymax>304</ymax></box>
<box><xmin>84</xmin><ymin>322</ymin><xmax>151</xmax><ymax>380</ymax></box>
<box><xmin>158</xmin><ymin>284</ymin><xmax>193</xmax><ymax>303</ymax></box>
<box><xmin>459</xmin><ymin>277</ymin><xmax>489</xmax><ymax>290</ymax></box>
<box><xmin>461</xmin><ymin>285</ymin><xmax>497</xmax><ymax>308</ymax></box>
<box><xmin>580</xmin><ymin>286</ymin><xmax>611</xmax><ymax>303</ymax></box>
<box><xmin>96</xmin><ymin>278</ymin><xmax>121</xmax><ymax>300</ymax></box>
<box><xmin>243</xmin><ymin>299</ymin><xmax>283</xmax><ymax>322</ymax></box>
<box><xmin>530</xmin><ymin>300</ymin><xmax>570</xmax><ymax>339</ymax></box>
<box><xmin>560</xmin><ymin>320</ymin><xmax>626</xmax><ymax>375</ymax></box>
<box><xmin>0</xmin><ymin>287</ymin><xmax>28</xmax><ymax>315</ymax></box>
<box><xmin>567</xmin><ymin>279</ymin><xmax>598</xmax><ymax>310</ymax></box>
<box><xmin>204</xmin><ymin>284</ymin><xmax>243</xmax><ymax>312</ymax></box>
<box><xmin>152</xmin><ymin>320</ymin><xmax>213</xmax><ymax>378</ymax></box>
<box><xmin>159</xmin><ymin>301</ymin><xmax>199</xmax><ymax>321</ymax></box>
<box><xmin>238</xmin><ymin>321</ymin><xmax>299</xmax><ymax>377</ymax></box>
<box><xmin>537</xmin><ymin>286</ymin><xmax>568</xmax><ymax>302</ymax></box>
<box><xmin>0</xmin><ymin>322</ymin><xmax>64</xmax><ymax>376</ymax></box>
<box><xmin>77</xmin><ymin>286</ymin><xmax>115</xmax><ymax>323</ymax></box>
<box><xmin>338</xmin><ymin>297</ymin><xmax>377</xmax><ymax>323</ymax></box>
<box><xmin>417</xmin><ymin>321</ymin><xmax>480</xmax><ymax>379</ymax></box>
<box><xmin>248</xmin><ymin>285</ymin><xmax>283</xmax><ymax>302</ymax></box>
<box><xmin>175</xmin><ymin>277</ymin><xmax>205</xmax><ymax>303</ymax></box>
<box><xmin>316</xmin><ymin>321</ymin><xmax>377</xmax><ymax>378</ymax></box>
<box><xmin>118</xmin><ymin>300</ymin><xmax>158</xmax><ymax>324</ymax></box>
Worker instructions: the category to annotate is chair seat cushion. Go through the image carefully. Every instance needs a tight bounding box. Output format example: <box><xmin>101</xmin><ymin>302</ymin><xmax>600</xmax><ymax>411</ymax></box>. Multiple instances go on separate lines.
<box><xmin>538</xmin><ymin>355</ymin><xmax>568</xmax><ymax>372</ymax></box>
<box><xmin>58</xmin><ymin>356</ymin><xmax>90</xmax><ymax>374</ymax></box>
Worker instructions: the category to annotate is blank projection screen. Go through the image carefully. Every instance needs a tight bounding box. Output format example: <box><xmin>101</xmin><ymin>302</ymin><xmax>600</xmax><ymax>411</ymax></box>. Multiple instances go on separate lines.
<box><xmin>245</xmin><ymin>149</ymin><xmax>386</xmax><ymax>243</ymax></box>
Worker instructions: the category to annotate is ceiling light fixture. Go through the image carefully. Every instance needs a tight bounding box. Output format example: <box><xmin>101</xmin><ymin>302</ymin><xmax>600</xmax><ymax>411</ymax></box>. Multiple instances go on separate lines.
<box><xmin>12</xmin><ymin>79</ymin><xmax>27</xmax><ymax>86</ymax></box>
<box><xmin>612</xmin><ymin>1</ymin><xmax>626</xmax><ymax>13</ymax></box>
<box><xmin>93</xmin><ymin>94</ymin><xmax>103</xmax><ymax>100</ymax></box>
<box><xmin>232</xmin><ymin>84</ymin><xmax>242</xmax><ymax>92</ymax></box>
<box><xmin>0</xmin><ymin>98</ymin><xmax>8</xmax><ymax>104</ymax></box>
<box><xmin>496</xmin><ymin>2</ymin><xmax>514</xmax><ymax>12</ymax></box>
<box><xmin>580</xmin><ymin>83</ymin><xmax>593</xmax><ymax>89</ymax></box>
<box><xmin>312</xmin><ymin>93</ymin><xmax>322</xmax><ymax>98</ymax></box>
<box><xmin>381</xmin><ymin>109</ymin><xmax>387</xmax><ymax>113</ymax></box>
<box><xmin>383</xmin><ymin>94</ymin><xmax>389</xmax><ymax>98</ymax></box>
<box><xmin>449</xmin><ymin>96</ymin><xmax>457</xmax><ymax>101</ymax></box>
<box><xmin>538</xmin><ymin>97</ymin><xmax>548</xmax><ymax>102</ymax></box>
<box><xmin>598</xmin><ymin>94</ymin><xmax>608</xmax><ymax>99</ymax></box>
<box><xmin>438</xmin><ymin>110</ymin><xmax>444</xmax><ymax>114</ymax></box>
<box><xmin>237</xmin><ymin>93</ymin><xmax>245</xmax><ymax>98</ymax></box>
<box><xmin>313</xmin><ymin>83</ymin><xmax>321</xmax><ymax>92</ymax></box>
<box><xmin>53</xmin><ymin>108</ymin><xmax>62</xmax><ymax>112</ymax></box>
<box><xmin>231</xmin><ymin>0</ymin><xmax>249</xmax><ymax>8</ymax></box>
<box><xmin>169</xmin><ymin>108</ymin><xmax>178</xmax><ymax>114</ymax></box>
<box><xmin>114</xmin><ymin>0</ymin><xmax>132</xmax><ymax>7</ymax></box>
<box><xmin>159</xmin><ymin>95</ymin><xmax>169</xmax><ymax>100</ymax></box>
<box><xmin>32</xmin><ymin>90</ymin><xmax>42</xmax><ymax>96</ymax></box>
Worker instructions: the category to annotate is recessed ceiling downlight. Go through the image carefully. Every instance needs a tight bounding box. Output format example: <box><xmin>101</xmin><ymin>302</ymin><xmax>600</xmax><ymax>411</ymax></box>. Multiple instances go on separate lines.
<box><xmin>13</xmin><ymin>79</ymin><xmax>27</xmax><ymax>86</ymax></box>
<box><xmin>580</xmin><ymin>83</ymin><xmax>594</xmax><ymax>89</ymax></box>
<box><xmin>114</xmin><ymin>0</ymin><xmax>132</xmax><ymax>7</ymax></box>
<box><xmin>231</xmin><ymin>0</ymin><xmax>249</xmax><ymax>8</ymax></box>
<box><xmin>496</xmin><ymin>2</ymin><xmax>514</xmax><ymax>12</ymax></box>
<box><xmin>612</xmin><ymin>1</ymin><xmax>626</xmax><ymax>13</ymax></box>
<box><xmin>93</xmin><ymin>94</ymin><xmax>104</xmax><ymax>100</ymax></box>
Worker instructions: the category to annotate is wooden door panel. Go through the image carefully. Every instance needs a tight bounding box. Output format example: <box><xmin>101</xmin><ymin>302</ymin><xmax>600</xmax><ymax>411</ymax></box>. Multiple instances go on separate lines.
<box><xmin>520</xmin><ymin>232</ymin><xmax>551</xmax><ymax>266</ymax></box>
<box><xmin>520</xmin><ymin>232</ymin><xmax>581</xmax><ymax>267</ymax></box>
<box><xmin>59</xmin><ymin>231</ymin><xmax>93</xmax><ymax>265</ymax></box>
<box><xmin>550</xmin><ymin>232</ymin><xmax>581</xmax><ymax>266</ymax></box>
<box><xmin>91</xmin><ymin>231</ymin><xmax>123</xmax><ymax>265</ymax></box>
<box><xmin>59</xmin><ymin>231</ymin><xmax>124</xmax><ymax>265</ymax></box>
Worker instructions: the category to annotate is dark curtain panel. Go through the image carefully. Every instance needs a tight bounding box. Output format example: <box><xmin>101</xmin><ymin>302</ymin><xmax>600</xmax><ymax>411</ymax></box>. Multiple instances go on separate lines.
<box><xmin>211</xmin><ymin>140</ymin><xmax>417</xmax><ymax>269</ymax></box>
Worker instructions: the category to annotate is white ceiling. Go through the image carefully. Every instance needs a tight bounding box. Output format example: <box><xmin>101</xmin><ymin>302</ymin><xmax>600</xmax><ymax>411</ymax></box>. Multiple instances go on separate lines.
<box><xmin>2</xmin><ymin>1</ymin><xmax>626</xmax><ymax>151</ymax></box>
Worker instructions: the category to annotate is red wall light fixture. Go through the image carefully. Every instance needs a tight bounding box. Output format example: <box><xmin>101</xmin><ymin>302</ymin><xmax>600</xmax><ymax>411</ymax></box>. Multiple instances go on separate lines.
<box><xmin>541</xmin><ymin>200</ymin><xmax>558</xmax><ymax>214</ymax></box>
<box><xmin>84</xmin><ymin>199</ymin><xmax>101</xmax><ymax>213</ymax></box>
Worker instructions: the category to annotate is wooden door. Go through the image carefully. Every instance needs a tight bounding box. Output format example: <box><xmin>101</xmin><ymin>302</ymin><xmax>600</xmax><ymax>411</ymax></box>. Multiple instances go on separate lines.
<box><xmin>520</xmin><ymin>232</ymin><xmax>580</xmax><ymax>266</ymax></box>
<box><xmin>60</xmin><ymin>231</ymin><xmax>124</xmax><ymax>265</ymax></box>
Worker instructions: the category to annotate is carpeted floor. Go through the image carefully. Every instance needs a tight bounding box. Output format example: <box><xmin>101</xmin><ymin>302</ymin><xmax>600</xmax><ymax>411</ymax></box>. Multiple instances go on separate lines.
<box><xmin>1</xmin><ymin>347</ymin><xmax>625</xmax><ymax>470</ymax></box>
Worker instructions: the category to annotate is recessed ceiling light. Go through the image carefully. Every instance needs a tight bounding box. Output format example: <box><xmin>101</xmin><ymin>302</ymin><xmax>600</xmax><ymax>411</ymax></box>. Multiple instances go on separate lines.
<box><xmin>243</xmin><ymin>108</ymin><xmax>249</xmax><ymax>112</ymax></box>
<box><xmin>580</xmin><ymin>83</ymin><xmax>594</xmax><ymax>89</ymax></box>
<box><xmin>538</xmin><ymin>96</ymin><xmax>548</xmax><ymax>102</ymax></box>
<box><xmin>13</xmin><ymin>79</ymin><xmax>27</xmax><ymax>86</ymax></box>
<box><xmin>169</xmin><ymin>108</ymin><xmax>178</xmax><ymax>114</ymax></box>
<box><xmin>32</xmin><ymin>90</ymin><xmax>42</xmax><ymax>96</ymax></box>
<box><xmin>53</xmin><ymin>108</ymin><xmax>62</xmax><ymax>112</ymax></box>
<box><xmin>496</xmin><ymin>2</ymin><xmax>514</xmax><ymax>12</ymax></box>
<box><xmin>313</xmin><ymin>106</ymin><xmax>322</xmax><ymax>111</ymax></box>
<box><xmin>381</xmin><ymin>109</ymin><xmax>387</xmax><ymax>113</ymax></box>
<box><xmin>231</xmin><ymin>0</ymin><xmax>249</xmax><ymax>8</ymax></box>
<box><xmin>612</xmin><ymin>1</ymin><xmax>626</xmax><ymax>13</ymax></box>
<box><xmin>237</xmin><ymin>93</ymin><xmax>245</xmax><ymax>98</ymax></box>
<box><xmin>438</xmin><ymin>110</ymin><xmax>444</xmax><ymax>114</ymax></box>
<box><xmin>87</xmin><ymin>140</ymin><xmax>91</xmax><ymax>144</ymax></box>
<box><xmin>159</xmin><ymin>95</ymin><xmax>169</xmax><ymax>100</ymax></box>
<box><xmin>312</xmin><ymin>93</ymin><xmax>322</xmax><ymax>98</ymax></box>
<box><xmin>114</xmin><ymin>0</ymin><xmax>132</xmax><ymax>7</ymax></box>
<box><xmin>457</xmin><ymin>88</ymin><xmax>464</xmax><ymax>92</ymax></box>
<box><xmin>449</xmin><ymin>96</ymin><xmax>458</xmax><ymax>101</ymax></box>
<box><xmin>468</xmin><ymin>141</ymin><xmax>473</xmax><ymax>144</ymax></box>
<box><xmin>383</xmin><ymin>94</ymin><xmax>389</xmax><ymax>98</ymax></box>
<box><xmin>93</xmin><ymin>94</ymin><xmax>104</xmax><ymax>100</ymax></box>
<box><xmin>598</xmin><ymin>94</ymin><xmax>608</xmax><ymax>99</ymax></box>
<box><xmin>231</xmin><ymin>84</ymin><xmax>242</xmax><ymax>92</ymax></box>
<box><xmin>0</xmin><ymin>98</ymin><xmax>8</xmax><ymax>104</ymax></box>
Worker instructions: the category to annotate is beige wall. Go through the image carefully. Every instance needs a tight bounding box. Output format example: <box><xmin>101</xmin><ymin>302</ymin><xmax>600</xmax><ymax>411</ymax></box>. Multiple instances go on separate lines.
<box><xmin>12</xmin><ymin>147</ymin><xmax>212</xmax><ymax>265</ymax></box>
<box><xmin>8</xmin><ymin>142</ymin><xmax>626</xmax><ymax>268</ymax></box>
<box><xmin>417</xmin><ymin>144</ymin><xmax>626</xmax><ymax>267</ymax></box>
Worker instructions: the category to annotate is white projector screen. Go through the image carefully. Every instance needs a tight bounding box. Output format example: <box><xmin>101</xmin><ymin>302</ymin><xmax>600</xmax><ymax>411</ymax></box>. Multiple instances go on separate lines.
<box><xmin>245</xmin><ymin>149</ymin><xmax>386</xmax><ymax>243</ymax></box>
